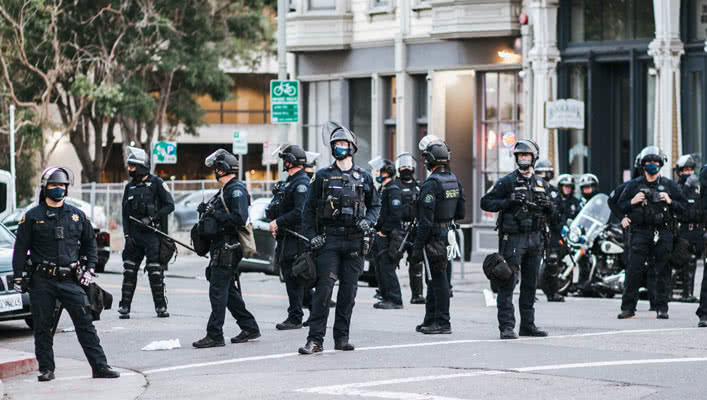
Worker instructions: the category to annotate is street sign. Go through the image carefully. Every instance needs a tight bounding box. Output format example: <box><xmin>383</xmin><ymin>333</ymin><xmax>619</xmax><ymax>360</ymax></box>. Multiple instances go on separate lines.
<box><xmin>262</xmin><ymin>141</ymin><xmax>280</xmax><ymax>166</ymax></box>
<box><xmin>152</xmin><ymin>141</ymin><xmax>177</xmax><ymax>164</ymax></box>
<box><xmin>232</xmin><ymin>130</ymin><xmax>248</xmax><ymax>155</ymax></box>
<box><xmin>270</xmin><ymin>80</ymin><xmax>299</xmax><ymax>123</ymax></box>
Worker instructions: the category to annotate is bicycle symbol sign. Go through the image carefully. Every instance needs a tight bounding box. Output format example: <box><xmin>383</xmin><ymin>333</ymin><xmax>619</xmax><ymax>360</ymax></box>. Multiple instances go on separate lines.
<box><xmin>270</xmin><ymin>80</ymin><xmax>299</xmax><ymax>124</ymax></box>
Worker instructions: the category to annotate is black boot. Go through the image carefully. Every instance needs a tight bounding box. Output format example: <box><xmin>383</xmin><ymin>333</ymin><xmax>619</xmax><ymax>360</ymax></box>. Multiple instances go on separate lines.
<box><xmin>656</xmin><ymin>310</ymin><xmax>669</xmax><ymax>319</ymax></box>
<box><xmin>334</xmin><ymin>338</ymin><xmax>355</xmax><ymax>351</ymax></box>
<box><xmin>617</xmin><ymin>310</ymin><xmax>636</xmax><ymax>319</ymax></box>
<box><xmin>192</xmin><ymin>336</ymin><xmax>225</xmax><ymax>348</ymax></box>
<box><xmin>37</xmin><ymin>370</ymin><xmax>55</xmax><ymax>382</ymax></box>
<box><xmin>519</xmin><ymin>325</ymin><xmax>548</xmax><ymax>337</ymax></box>
<box><xmin>298</xmin><ymin>340</ymin><xmax>323</xmax><ymax>355</ymax></box>
<box><xmin>231</xmin><ymin>330</ymin><xmax>261</xmax><ymax>343</ymax></box>
<box><xmin>150</xmin><ymin>274</ymin><xmax>169</xmax><ymax>318</ymax></box>
<box><xmin>155</xmin><ymin>306</ymin><xmax>170</xmax><ymax>318</ymax></box>
<box><xmin>420</xmin><ymin>324</ymin><xmax>452</xmax><ymax>335</ymax></box>
<box><xmin>500</xmin><ymin>328</ymin><xmax>518</xmax><ymax>340</ymax></box>
<box><xmin>699</xmin><ymin>316</ymin><xmax>707</xmax><ymax>328</ymax></box>
<box><xmin>93</xmin><ymin>366</ymin><xmax>121</xmax><ymax>379</ymax></box>
<box><xmin>118</xmin><ymin>304</ymin><xmax>130</xmax><ymax>319</ymax></box>
<box><xmin>276</xmin><ymin>318</ymin><xmax>303</xmax><ymax>330</ymax></box>
<box><xmin>547</xmin><ymin>293</ymin><xmax>565</xmax><ymax>302</ymax></box>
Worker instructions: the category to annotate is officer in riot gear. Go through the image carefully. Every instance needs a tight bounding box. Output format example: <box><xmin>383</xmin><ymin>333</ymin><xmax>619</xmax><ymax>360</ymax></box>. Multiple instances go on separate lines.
<box><xmin>578</xmin><ymin>173</ymin><xmax>600</xmax><ymax>206</ymax></box>
<box><xmin>617</xmin><ymin>146</ymin><xmax>686</xmax><ymax>320</ymax></box>
<box><xmin>193</xmin><ymin>149</ymin><xmax>261</xmax><ymax>348</ymax></box>
<box><xmin>370</xmin><ymin>158</ymin><xmax>404</xmax><ymax>309</ymax></box>
<box><xmin>675</xmin><ymin>154</ymin><xmax>697</xmax><ymax>185</ymax></box>
<box><xmin>697</xmin><ymin>162</ymin><xmax>707</xmax><ymax>327</ymax></box>
<box><xmin>13</xmin><ymin>167</ymin><xmax>120</xmax><ymax>381</ymax></box>
<box><xmin>395</xmin><ymin>152</ymin><xmax>425</xmax><ymax>304</ymax></box>
<box><xmin>298</xmin><ymin>122</ymin><xmax>380</xmax><ymax>354</ymax></box>
<box><xmin>268</xmin><ymin>145</ymin><xmax>312</xmax><ymax>330</ymax></box>
<box><xmin>118</xmin><ymin>146</ymin><xmax>175</xmax><ymax>319</ymax></box>
<box><xmin>304</xmin><ymin>151</ymin><xmax>320</xmax><ymax>179</ymax></box>
<box><xmin>673</xmin><ymin>173</ymin><xmax>703</xmax><ymax>302</ymax></box>
<box><xmin>535</xmin><ymin>161</ymin><xmax>568</xmax><ymax>302</ymax></box>
<box><xmin>409</xmin><ymin>136</ymin><xmax>464</xmax><ymax>335</ymax></box>
<box><xmin>481</xmin><ymin>139</ymin><xmax>552</xmax><ymax>339</ymax></box>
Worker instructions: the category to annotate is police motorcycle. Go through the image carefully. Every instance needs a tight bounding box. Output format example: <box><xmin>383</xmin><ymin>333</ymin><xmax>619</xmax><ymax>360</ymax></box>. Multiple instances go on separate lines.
<box><xmin>555</xmin><ymin>194</ymin><xmax>626</xmax><ymax>297</ymax></box>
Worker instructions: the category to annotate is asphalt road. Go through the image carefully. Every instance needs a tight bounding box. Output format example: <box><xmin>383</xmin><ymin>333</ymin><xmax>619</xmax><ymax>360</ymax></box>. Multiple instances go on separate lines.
<box><xmin>2</xmin><ymin>256</ymin><xmax>707</xmax><ymax>399</ymax></box>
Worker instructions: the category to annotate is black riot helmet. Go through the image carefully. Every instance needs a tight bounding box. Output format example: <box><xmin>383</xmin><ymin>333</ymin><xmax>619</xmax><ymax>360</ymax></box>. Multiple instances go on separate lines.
<box><xmin>512</xmin><ymin>139</ymin><xmax>539</xmax><ymax>171</ymax></box>
<box><xmin>557</xmin><ymin>174</ymin><xmax>575</xmax><ymax>194</ymax></box>
<box><xmin>38</xmin><ymin>166</ymin><xmax>74</xmax><ymax>203</ymax></box>
<box><xmin>638</xmin><ymin>145</ymin><xmax>667</xmax><ymax>166</ymax></box>
<box><xmin>278</xmin><ymin>144</ymin><xmax>307</xmax><ymax>171</ymax></box>
<box><xmin>205</xmin><ymin>148</ymin><xmax>239</xmax><ymax>179</ymax></box>
<box><xmin>126</xmin><ymin>146</ymin><xmax>150</xmax><ymax>180</ymax></box>
<box><xmin>534</xmin><ymin>159</ymin><xmax>554</xmax><ymax>181</ymax></box>
<box><xmin>323</xmin><ymin>121</ymin><xmax>358</xmax><ymax>160</ymax></box>
<box><xmin>418</xmin><ymin>135</ymin><xmax>450</xmax><ymax>170</ymax></box>
<box><xmin>675</xmin><ymin>154</ymin><xmax>696</xmax><ymax>172</ymax></box>
<box><xmin>369</xmin><ymin>157</ymin><xmax>396</xmax><ymax>179</ymax></box>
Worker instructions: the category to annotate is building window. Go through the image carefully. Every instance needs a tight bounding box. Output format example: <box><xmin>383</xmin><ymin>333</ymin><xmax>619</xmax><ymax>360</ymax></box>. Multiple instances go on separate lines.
<box><xmin>690</xmin><ymin>0</ymin><xmax>707</xmax><ymax>41</ymax></box>
<box><xmin>569</xmin><ymin>0</ymin><xmax>655</xmax><ymax>43</ymax></box>
<box><xmin>350</xmin><ymin>78</ymin><xmax>373</xmax><ymax>165</ymax></box>
<box><xmin>198</xmin><ymin>73</ymin><xmax>275</xmax><ymax>125</ymax></box>
<box><xmin>686</xmin><ymin>70</ymin><xmax>704</xmax><ymax>158</ymax></box>
<box><xmin>646</xmin><ymin>65</ymin><xmax>656</xmax><ymax>146</ymax></box>
<box><xmin>567</xmin><ymin>65</ymin><xmax>588</xmax><ymax>174</ymax></box>
<box><xmin>479</xmin><ymin>71</ymin><xmax>522</xmax><ymax>223</ymax></box>
<box><xmin>413</xmin><ymin>75</ymin><xmax>428</xmax><ymax>178</ymax></box>
<box><xmin>309</xmin><ymin>0</ymin><xmax>336</xmax><ymax>10</ymax></box>
<box><xmin>383</xmin><ymin>76</ymin><xmax>396</xmax><ymax>160</ymax></box>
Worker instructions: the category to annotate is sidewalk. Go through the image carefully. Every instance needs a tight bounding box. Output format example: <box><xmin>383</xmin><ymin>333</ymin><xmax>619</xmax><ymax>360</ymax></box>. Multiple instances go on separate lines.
<box><xmin>1</xmin><ymin>354</ymin><xmax>145</xmax><ymax>400</ymax></box>
<box><xmin>0</xmin><ymin>348</ymin><xmax>37</xmax><ymax>396</ymax></box>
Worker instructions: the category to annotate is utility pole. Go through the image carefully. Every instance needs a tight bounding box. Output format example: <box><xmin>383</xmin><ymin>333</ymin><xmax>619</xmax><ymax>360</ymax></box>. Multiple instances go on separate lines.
<box><xmin>277</xmin><ymin>0</ymin><xmax>288</xmax><ymax>179</ymax></box>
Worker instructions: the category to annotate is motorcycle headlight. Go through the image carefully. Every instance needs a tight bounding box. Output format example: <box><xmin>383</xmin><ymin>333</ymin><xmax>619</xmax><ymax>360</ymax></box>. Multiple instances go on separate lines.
<box><xmin>569</xmin><ymin>231</ymin><xmax>579</xmax><ymax>243</ymax></box>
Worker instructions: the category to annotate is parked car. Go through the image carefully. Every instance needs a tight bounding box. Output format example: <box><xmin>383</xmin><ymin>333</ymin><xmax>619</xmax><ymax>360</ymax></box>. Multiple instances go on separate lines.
<box><xmin>0</xmin><ymin>223</ymin><xmax>32</xmax><ymax>328</ymax></box>
<box><xmin>171</xmin><ymin>190</ymin><xmax>218</xmax><ymax>232</ymax></box>
<box><xmin>2</xmin><ymin>202</ymin><xmax>111</xmax><ymax>273</ymax></box>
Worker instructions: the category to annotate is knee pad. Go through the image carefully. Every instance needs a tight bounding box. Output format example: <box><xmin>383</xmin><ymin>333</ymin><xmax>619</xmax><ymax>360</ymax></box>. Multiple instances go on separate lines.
<box><xmin>146</xmin><ymin>263</ymin><xmax>163</xmax><ymax>283</ymax></box>
<box><xmin>123</xmin><ymin>261</ymin><xmax>139</xmax><ymax>283</ymax></box>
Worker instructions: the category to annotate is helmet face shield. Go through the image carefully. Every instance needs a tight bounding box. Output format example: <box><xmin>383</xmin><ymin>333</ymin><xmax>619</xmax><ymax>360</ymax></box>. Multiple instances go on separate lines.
<box><xmin>126</xmin><ymin>146</ymin><xmax>149</xmax><ymax>168</ymax></box>
<box><xmin>205</xmin><ymin>149</ymin><xmax>230</xmax><ymax>168</ymax></box>
<box><xmin>305</xmin><ymin>151</ymin><xmax>320</xmax><ymax>167</ymax></box>
<box><xmin>396</xmin><ymin>152</ymin><xmax>416</xmax><ymax>171</ymax></box>
<box><xmin>41</xmin><ymin>167</ymin><xmax>74</xmax><ymax>187</ymax></box>
<box><xmin>418</xmin><ymin>135</ymin><xmax>444</xmax><ymax>153</ymax></box>
<box><xmin>368</xmin><ymin>156</ymin><xmax>386</xmax><ymax>171</ymax></box>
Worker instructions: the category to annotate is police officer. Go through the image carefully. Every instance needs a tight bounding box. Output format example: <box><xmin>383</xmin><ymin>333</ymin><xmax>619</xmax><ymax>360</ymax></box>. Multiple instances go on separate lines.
<box><xmin>193</xmin><ymin>149</ymin><xmax>261</xmax><ymax>348</ymax></box>
<box><xmin>12</xmin><ymin>167</ymin><xmax>120</xmax><ymax>381</ymax></box>
<box><xmin>268</xmin><ymin>145</ymin><xmax>312</xmax><ymax>330</ymax></box>
<box><xmin>395</xmin><ymin>152</ymin><xmax>425</xmax><ymax>304</ymax></box>
<box><xmin>298</xmin><ymin>121</ymin><xmax>380</xmax><ymax>354</ymax></box>
<box><xmin>697</xmin><ymin>162</ymin><xmax>707</xmax><ymax>327</ymax></box>
<box><xmin>536</xmin><ymin>163</ymin><xmax>572</xmax><ymax>302</ymax></box>
<box><xmin>578</xmin><ymin>173</ymin><xmax>600</xmax><ymax>207</ymax></box>
<box><xmin>672</xmin><ymin>155</ymin><xmax>702</xmax><ymax>302</ymax></box>
<box><xmin>371</xmin><ymin>158</ymin><xmax>404</xmax><ymax>309</ymax></box>
<box><xmin>304</xmin><ymin>151</ymin><xmax>320</xmax><ymax>179</ymax></box>
<box><xmin>617</xmin><ymin>146</ymin><xmax>686</xmax><ymax>320</ymax></box>
<box><xmin>409</xmin><ymin>136</ymin><xmax>464</xmax><ymax>335</ymax></box>
<box><xmin>118</xmin><ymin>146</ymin><xmax>175</xmax><ymax>319</ymax></box>
<box><xmin>481</xmin><ymin>140</ymin><xmax>552</xmax><ymax>339</ymax></box>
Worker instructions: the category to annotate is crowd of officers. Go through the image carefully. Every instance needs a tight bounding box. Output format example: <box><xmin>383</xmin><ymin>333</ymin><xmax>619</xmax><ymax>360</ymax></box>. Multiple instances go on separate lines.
<box><xmin>10</xmin><ymin>120</ymin><xmax>707</xmax><ymax>381</ymax></box>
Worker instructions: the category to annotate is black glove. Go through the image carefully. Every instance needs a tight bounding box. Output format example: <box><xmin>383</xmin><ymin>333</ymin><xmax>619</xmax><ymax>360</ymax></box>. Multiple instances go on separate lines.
<box><xmin>310</xmin><ymin>235</ymin><xmax>326</xmax><ymax>250</ymax></box>
<box><xmin>13</xmin><ymin>277</ymin><xmax>27</xmax><ymax>293</ymax></box>
<box><xmin>510</xmin><ymin>191</ymin><xmax>527</xmax><ymax>206</ymax></box>
<box><xmin>357</xmin><ymin>219</ymin><xmax>371</xmax><ymax>232</ymax></box>
<box><xmin>197</xmin><ymin>202</ymin><xmax>208</xmax><ymax>214</ymax></box>
<box><xmin>537</xmin><ymin>197</ymin><xmax>553</xmax><ymax>211</ymax></box>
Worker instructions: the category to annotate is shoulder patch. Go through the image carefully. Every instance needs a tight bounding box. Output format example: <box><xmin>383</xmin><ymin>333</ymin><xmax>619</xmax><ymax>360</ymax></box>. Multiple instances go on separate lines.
<box><xmin>424</xmin><ymin>193</ymin><xmax>434</xmax><ymax>203</ymax></box>
<box><xmin>72</xmin><ymin>214</ymin><xmax>80</xmax><ymax>222</ymax></box>
<box><xmin>233</xmin><ymin>189</ymin><xmax>243</xmax><ymax>198</ymax></box>
<box><xmin>392</xmin><ymin>199</ymin><xmax>401</xmax><ymax>207</ymax></box>
<box><xmin>162</xmin><ymin>182</ymin><xmax>170</xmax><ymax>192</ymax></box>
<box><xmin>296</xmin><ymin>184</ymin><xmax>308</xmax><ymax>193</ymax></box>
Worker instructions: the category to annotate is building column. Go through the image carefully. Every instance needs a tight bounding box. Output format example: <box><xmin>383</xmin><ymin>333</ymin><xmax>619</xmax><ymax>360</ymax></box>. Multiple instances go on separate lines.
<box><xmin>528</xmin><ymin>0</ymin><xmax>560</xmax><ymax>167</ymax></box>
<box><xmin>395</xmin><ymin>0</ymin><xmax>414</xmax><ymax>155</ymax></box>
<box><xmin>650</xmin><ymin>0</ymin><xmax>683</xmax><ymax>174</ymax></box>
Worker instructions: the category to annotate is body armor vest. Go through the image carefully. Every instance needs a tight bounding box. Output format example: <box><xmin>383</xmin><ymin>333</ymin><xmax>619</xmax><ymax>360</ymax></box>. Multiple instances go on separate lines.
<box><xmin>127</xmin><ymin>181</ymin><xmax>157</xmax><ymax>219</ymax></box>
<box><xmin>428</xmin><ymin>173</ymin><xmax>460</xmax><ymax>222</ymax></box>
<box><xmin>398</xmin><ymin>179</ymin><xmax>419</xmax><ymax>222</ymax></box>
<box><xmin>318</xmin><ymin>167</ymin><xmax>367</xmax><ymax>227</ymax></box>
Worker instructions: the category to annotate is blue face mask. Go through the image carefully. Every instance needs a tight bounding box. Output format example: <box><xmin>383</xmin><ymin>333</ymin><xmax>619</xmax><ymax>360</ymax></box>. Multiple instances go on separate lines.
<box><xmin>47</xmin><ymin>187</ymin><xmax>66</xmax><ymax>201</ymax></box>
<box><xmin>333</xmin><ymin>146</ymin><xmax>350</xmax><ymax>160</ymax></box>
<box><xmin>376</xmin><ymin>176</ymin><xmax>384</xmax><ymax>184</ymax></box>
<box><xmin>644</xmin><ymin>162</ymin><xmax>661</xmax><ymax>175</ymax></box>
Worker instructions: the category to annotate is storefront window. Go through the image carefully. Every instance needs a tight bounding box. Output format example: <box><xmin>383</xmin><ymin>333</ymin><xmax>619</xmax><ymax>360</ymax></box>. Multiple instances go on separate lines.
<box><xmin>349</xmin><ymin>78</ymin><xmax>372</xmax><ymax>166</ymax></box>
<box><xmin>383</xmin><ymin>76</ymin><xmax>396</xmax><ymax>160</ymax></box>
<box><xmin>198</xmin><ymin>73</ymin><xmax>275</xmax><ymax>125</ymax></box>
<box><xmin>309</xmin><ymin>0</ymin><xmax>336</xmax><ymax>10</ymax></box>
<box><xmin>686</xmin><ymin>71</ymin><xmax>704</xmax><ymax>157</ymax></box>
<box><xmin>690</xmin><ymin>0</ymin><xmax>707</xmax><ymax>41</ymax></box>
<box><xmin>480</xmin><ymin>71</ymin><xmax>522</xmax><ymax>223</ymax></box>
<box><xmin>569</xmin><ymin>0</ymin><xmax>654</xmax><ymax>43</ymax></box>
<box><xmin>568</xmin><ymin>65</ymin><xmax>588</xmax><ymax>174</ymax></box>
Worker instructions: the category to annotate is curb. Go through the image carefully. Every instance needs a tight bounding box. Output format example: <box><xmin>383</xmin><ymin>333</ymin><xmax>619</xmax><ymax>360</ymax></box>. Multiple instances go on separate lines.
<box><xmin>0</xmin><ymin>349</ymin><xmax>37</xmax><ymax>380</ymax></box>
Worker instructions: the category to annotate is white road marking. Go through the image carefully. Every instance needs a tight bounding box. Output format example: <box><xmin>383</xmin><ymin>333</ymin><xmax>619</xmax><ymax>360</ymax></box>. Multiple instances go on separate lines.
<box><xmin>482</xmin><ymin>289</ymin><xmax>496</xmax><ymax>307</ymax></box>
<box><xmin>298</xmin><ymin>357</ymin><xmax>707</xmax><ymax>399</ymax></box>
<box><xmin>140</xmin><ymin>326</ymin><xmax>700</xmax><ymax>375</ymax></box>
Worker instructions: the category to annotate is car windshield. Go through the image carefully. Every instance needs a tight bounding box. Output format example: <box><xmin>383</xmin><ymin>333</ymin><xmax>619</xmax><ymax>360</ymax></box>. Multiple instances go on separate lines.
<box><xmin>0</xmin><ymin>224</ymin><xmax>15</xmax><ymax>248</ymax></box>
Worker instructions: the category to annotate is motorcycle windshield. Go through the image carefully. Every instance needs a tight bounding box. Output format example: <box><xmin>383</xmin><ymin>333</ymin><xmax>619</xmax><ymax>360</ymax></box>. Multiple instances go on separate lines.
<box><xmin>568</xmin><ymin>194</ymin><xmax>610</xmax><ymax>245</ymax></box>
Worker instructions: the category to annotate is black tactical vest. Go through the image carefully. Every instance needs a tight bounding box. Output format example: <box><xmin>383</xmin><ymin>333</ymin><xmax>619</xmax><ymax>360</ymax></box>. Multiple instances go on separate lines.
<box><xmin>428</xmin><ymin>173</ymin><xmax>460</xmax><ymax>222</ymax></box>
<box><xmin>318</xmin><ymin>167</ymin><xmax>367</xmax><ymax>227</ymax></box>
<box><xmin>630</xmin><ymin>178</ymin><xmax>671</xmax><ymax>228</ymax></box>
<box><xmin>126</xmin><ymin>181</ymin><xmax>157</xmax><ymax>219</ymax></box>
<box><xmin>679</xmin><ymin>186</ymin><xmax>703</xmax><ymax>223</ymax></box>
<box><xmin>398</xmin><ymin>179</ymin><xmax>419</xmax><ymax>222</ymax></box>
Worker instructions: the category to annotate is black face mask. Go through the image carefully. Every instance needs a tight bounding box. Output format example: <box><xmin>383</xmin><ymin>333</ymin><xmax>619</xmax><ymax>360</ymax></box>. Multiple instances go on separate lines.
<box><xmin>679</xmin><ymin>174</ymin><xmax>690</xmax><ymax>184</ymax></box>
<box><xmin>129</xmin><ymin>170</ymin><xmax>147</xmax><ymax>180</ymax></box>
<box><xmin>400</xmin><ymin>170</ymin><xmax>414</xmax><ymax>181</ymax></box>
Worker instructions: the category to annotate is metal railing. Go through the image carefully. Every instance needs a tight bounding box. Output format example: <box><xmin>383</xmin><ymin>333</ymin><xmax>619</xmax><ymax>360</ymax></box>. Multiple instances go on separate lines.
<box><xmin>78</xmin><ymin>179</ymin><xmax>276</xmax><ymax>232</ymax></box>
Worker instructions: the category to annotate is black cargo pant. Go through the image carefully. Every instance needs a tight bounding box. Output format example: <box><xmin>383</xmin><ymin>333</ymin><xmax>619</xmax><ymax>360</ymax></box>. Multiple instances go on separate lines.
<box><xmin>281</xmin><ymin>255</ymin><xmax>313</xmax><ymax>324</ymax></box>
<box><xmin>497</xmin><ymin>232</ymin><xmax>543</xmax><ymax>331</ymax></box>
<box><xmin>540</xmin><ymin>232</ymin><xmax>563</xmax><ymax>298</ymax></box>
<box><xmin>307</xmin><ymin>235</ymin><xmax>363</xmax><ymax>345</ymax></box>
<box><xmin>30</xmin><ymin>274</ymin><xmax>109</xmax><ymax>373</ymax></box>
<box><xmin>374</xmin><ymin>235</ymin><xmax>402</xmax><ymax>305</ymax></box>
<box><xmin>673</xmin><ymin>225</ymin><xmax>703</xmax><ymax>299</ymax></box>
<box><xmin>421</xmin><ymin>263</ymin><xmax>451</xmax><ymax>328</ymax></box>
<box><xmin>205</xmin><ymin>261</ymin><xmax>259</xmax><ymax>339</ymax></box>
<box><xmin>621</xmin><ymin>228</ymin><xmax>672</xmax><ymax>313</ymax></box>
<box><xmin>120</xmin><ymin>229</ymin><xmax>166</xmax><ymax>311</ymax></box>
